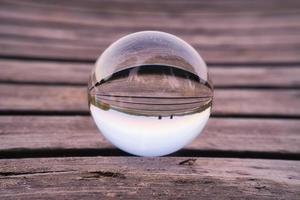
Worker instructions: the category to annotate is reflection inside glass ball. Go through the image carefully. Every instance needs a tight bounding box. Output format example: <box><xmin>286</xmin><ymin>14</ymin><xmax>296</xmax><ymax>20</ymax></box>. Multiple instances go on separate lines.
<box><xmin>88</xmin><ymin>31</ymin><xmax>213</xmax><ymax>156</ymax></box>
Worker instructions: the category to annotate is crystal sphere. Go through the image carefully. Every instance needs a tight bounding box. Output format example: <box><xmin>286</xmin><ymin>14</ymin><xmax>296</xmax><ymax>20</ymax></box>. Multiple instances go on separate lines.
<box><xmin>88</xmin><ymin>31</ymin><xmax>213</xmax><ymax>157</ymax></box>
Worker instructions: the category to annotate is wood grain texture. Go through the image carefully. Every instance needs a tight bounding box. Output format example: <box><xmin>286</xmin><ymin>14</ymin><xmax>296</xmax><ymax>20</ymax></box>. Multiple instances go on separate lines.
<box><xmin>0</xmin><ymin>1</ymin><xmax>300</xmax><ymax>199</ymax></box>
<box><xmin>0</xmin><ymin>116</ymin><xmax>299</xmax><ymax>154</ymax></box>
<box><xmin>1</xmin><ymin>59</ymin><xmax>300</xmax><ymax>88</ymax></box>
<box><xmin>0</xmin><ymin>60</ymin><xmax>92</xmax><ymax>85</ymax></box>
<box><xmin>0</xmin><ymin>84</ymin><xmax>299</xmax><ymax>116</ymax></box>
<box><xmin>0</xmin><ymin>0</ymin><xmax>300</xmax><ymax>62</ymax></box>
<box><xmin>0</xmin><ymin>157</ymin><xmax>299</xmax><ymax>199</ymax></box>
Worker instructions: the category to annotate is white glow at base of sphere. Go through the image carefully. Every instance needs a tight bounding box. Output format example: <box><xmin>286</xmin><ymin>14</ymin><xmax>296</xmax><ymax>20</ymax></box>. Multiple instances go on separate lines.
<box><xmin>90</xmin><ymin>104</ymin><xmax>211</xmax><ymax>157</ymax></box>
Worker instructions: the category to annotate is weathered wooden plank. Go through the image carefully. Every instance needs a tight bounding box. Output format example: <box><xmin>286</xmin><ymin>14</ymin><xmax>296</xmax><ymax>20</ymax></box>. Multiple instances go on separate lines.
<box><xmin>6</xmin><ymin>0</ymin><xmax>300</xmax><ymax>14</ymax></box>
<box><xmin>2</xmin><ymin>23</ymin><xmax>300</xmax><ymax>47</ymax></box>
<box><xmin>2</xmin><ymin>12</ymin><xmax>300</xmax><ymax>35</ymax></box>
<box><xmin>2</xmin><ymin>0</ymin><xmax>300</xmax><ymax>19</ymax></box>
<box><xmin>1</xmin><ymin>21</ymin><xmax>300</xmax><ymax>41</ymax></box>
<box><xmin>210</xmin><ymin>66</ymin><xmax>300</xmax><ymax>88</ymax></box>
<box><xmin>2</xmin><ymin>0</ymin><xmax>300</xmax><ymax>17</ymax></box>
<box><xmin>1</xmin><ymin>39</ymin><xmax>300</xmax><ymax>62</ymax></box>
<box><xmin>0</xmin><ymin>116</ymin><xmax>299</xmax><ymax>154</ymax></box>
<box><xmin>1</xmin><ymin>59</ymin><xmax>300</xmax><ymax>88</ymax></box>
<box><xmin>0</xmin><ymin>157</ymin><xmax>299</xmax><ymax>199</ymax></box>
<box><xmin>0</xmin><ymin>60</ymin><xmax>92</xmax><ymax>85</ymax></box>
<box><xmin>0</xmin><ymin>0</ymin><xmax>300</xmax><ymax>62</ymax></box>
<box><xmin>213</xmin><ymin>89</ymin><xmax>300</xmax><ymax>116</ymax></box>
<box><xmin>0</xmin><ymin>84</ymin><xmax>299</xmax><ymax>116</ymax></box>
<box><xmin>1</xmin><ymin>24</ymin><xmax>300</xmax><ymax>64</ymax></box>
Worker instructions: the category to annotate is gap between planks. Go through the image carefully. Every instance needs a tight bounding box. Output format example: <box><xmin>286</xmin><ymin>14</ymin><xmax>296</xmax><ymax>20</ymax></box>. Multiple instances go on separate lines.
<box><xmin>0</xmin><ymin>148</ymin><xmax>299</xmax><ymax>160</ymax></box>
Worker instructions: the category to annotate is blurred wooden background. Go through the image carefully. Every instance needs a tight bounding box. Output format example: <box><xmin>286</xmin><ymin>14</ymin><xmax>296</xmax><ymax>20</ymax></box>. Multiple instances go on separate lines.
<box><xmin>0</xmin><ymin>0</ymin><xmax>299</xmax><ymax>199</ymax></box>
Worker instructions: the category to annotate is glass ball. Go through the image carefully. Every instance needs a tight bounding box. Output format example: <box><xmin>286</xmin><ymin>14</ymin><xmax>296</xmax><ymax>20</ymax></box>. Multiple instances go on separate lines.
<box><xmin>88</xmin><ymin>31</ymin><xmax>213</xmax><ymax>157</ymax></box>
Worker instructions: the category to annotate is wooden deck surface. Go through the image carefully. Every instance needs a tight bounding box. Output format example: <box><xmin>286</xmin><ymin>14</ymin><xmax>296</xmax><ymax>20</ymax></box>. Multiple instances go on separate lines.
<box><xmin>0</xmin><ymin>0</ymin><xmax>300</xmax><ymax>199</ymax></box>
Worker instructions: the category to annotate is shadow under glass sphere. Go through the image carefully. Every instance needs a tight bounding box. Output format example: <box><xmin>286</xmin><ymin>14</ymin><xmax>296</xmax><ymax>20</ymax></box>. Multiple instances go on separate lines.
<box><xmin>88</xmin><ymin>31</ymin><xmax>213</xmax><ymax>157</ymax></box>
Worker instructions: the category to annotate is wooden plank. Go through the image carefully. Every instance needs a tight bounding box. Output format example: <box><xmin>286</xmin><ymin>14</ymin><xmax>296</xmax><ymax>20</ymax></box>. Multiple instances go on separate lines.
<box><xmin>2</xmin><ymin>0</ymin><xmax>300</xmax><ymax>19</ymax></box>
<box><xmin>2</xmin><ymin>12</ymin><xmax>299</xmax><ymax>36</ymax></box>
<box><xmin>0</xmin><ymin>60</ymin><xmax>92</xmax><ymax>85</ymax></box>
<box><xmin>0</xmin><ymin>85</ymin><xmax>87</xmax><ymax>112</ymax></box>
<box><xmin>0</xmin><ymin>157</ymin><xmax>299</xmax><ymax>199</ymax></box>
<box><xmin>2</xmin><ymin>0</ymin><xmax>300</xmax><ymax>17</ymax></box>
<box><xmin>1</xmin><ymin>23</ymin><xmax>300</xmax><ymax>48</ymax></box>
<box><xmin>4</xmin><ymin>45</ymin><xmax>300</xmax><ymax>63</ymax></box>
<box><xmin>213</xmin><ymin>89</ymin><xmax>300</xmax><ymax>116</ymax></box>
<box><xmin>5</xmin><ymin>0</ymin><xmax>300</xmax><ymax>14</ymax></box>
<box><xmin>0</xmin><ymin>0</ymin><xmax>300</xmax><ymax>62</ymax></box>
<box><xmin>0</xmin><ymin>116</ymin><xmax>299</xmax><ymax>154</ymax></box>
<box><xmin>0</xmin><ymin>84</ymin><xmax>299</xmax><ymax>116</ymax></box>
<box><xmin>1</xmin><ymin>36</ymin><xmax>299</xmax><ymax>62</ymax></box>
<box><xmin>1</xmin><ymin>19</ymin><xmax>300</xmax><ymax>39</ymax></box>
<box><xmin>1</xmin><ymin>59</ymin><xmax>300</xmax><ymax>87</ymax></box>
<box><xmin>210</xmin><ymin>66</ymin><xmax>300</xmax><ymax>88</ymax></box>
